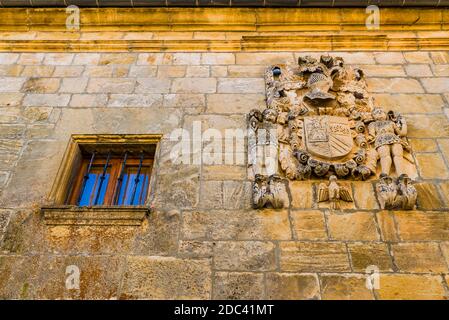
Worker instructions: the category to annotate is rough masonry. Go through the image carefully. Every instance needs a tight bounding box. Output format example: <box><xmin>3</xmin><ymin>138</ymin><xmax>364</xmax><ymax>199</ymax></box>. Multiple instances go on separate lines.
<box><xmin>0</xmin><ymin>51</ymin><xmax>448</xmax><ymax>299</ymax></box>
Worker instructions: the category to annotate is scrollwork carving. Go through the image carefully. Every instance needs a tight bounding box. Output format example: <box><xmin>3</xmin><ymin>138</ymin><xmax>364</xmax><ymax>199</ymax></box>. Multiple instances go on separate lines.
<box><xmin>249</xmin><ymin>54</ymin><xmax>417</xmax><ymax>210</ymax></box>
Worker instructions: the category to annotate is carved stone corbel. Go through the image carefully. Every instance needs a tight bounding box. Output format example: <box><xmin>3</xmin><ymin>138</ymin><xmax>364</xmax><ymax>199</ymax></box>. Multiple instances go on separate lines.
<box><xmin>375</xmin><ymin>173</ymin><xmax>417</xmax><ymax>210</ymax></box>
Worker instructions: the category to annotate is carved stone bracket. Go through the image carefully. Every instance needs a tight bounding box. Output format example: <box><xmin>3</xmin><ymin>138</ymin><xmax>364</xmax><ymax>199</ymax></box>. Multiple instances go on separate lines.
<box><xmin>375</xmin><ymin>174</ymin><xmax>417</xmax><ymax>210</ymax></box>
<box><xmin>249</xmin><ymin>54</ymin><xmax>418</xmax><ymax>210</ymax></box>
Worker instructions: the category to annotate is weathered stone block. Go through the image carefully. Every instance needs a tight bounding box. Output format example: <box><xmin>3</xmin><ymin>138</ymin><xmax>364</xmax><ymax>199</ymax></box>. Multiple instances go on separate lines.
<box><xmin>430</xmin><ymin>51</ymin><xmax>449</xmax><ymax>64</ymax></box>
<box><xmin>0</xmin><ymin>93</ymin><xmax>23</xmax><ymax>107</ymax></box>
<box><xmin>405</xmin><ymin>64</ymin><xmax>433</xmax><ymax>77</ymax></box>
<box><xmin>289</xmin><ymin>181</ymin><xmax>314</xmax><ymax>209</ymax></box>
<box><xmin>415</xmin><ymin>182</ymin><xmax>445</xmax><ymax>210</ymax></box>
<box><xmin>265</xmin><ymin>273</ymin><xmax>320</xmax><ymax>300</ymax></box>
<box><xmin>391</xmin><ymin>242</ymin><xmax>448</xmax><ymax>273</ymax></box>
<box><xmin>72</xmin><ymin>53</ymin><xmax>101</xmax><ymax>65</ymax></box>
<box><xmin>132</xmin><ymin>210</ymin><xmax>180</xmax><ymax>256</ymax></box>
<box><xmin>359</xmin><ymin>65</ymin><xmax>405</xmax><ymax>77</ymax></box>
<box><xmin>334</xmin><ymin>52</ymin><xmax>376</xmax><ymax>64</ymax></box>
<box><xmin>120</xmin><ymin>256</ymin><xmax>211</xmax><ymax>299</ymax></box>
<box><xmin>200</xmin><ymin>180</ymin><xmax>223</xmax><ymax>209</ymax></box>
<box><xmin>178</xmin><ymin>240</ymin><xmax>214</xmax><ymax>258</ymax></box>
<box><xmin>107</xmin><ymin>94</ymin><xmax>163</xmax><ymax>108</ymax></box>
<box><xmin>171</xmin><ymin>53</ymin><xmax>201</xmax><ymax>65</ymax></box>
<box><xmin>394</xmin><ymin>211</ymin><xmax>449</xmax><ymax>241</ymax></box>
<box><xmin>431</xmin><ymin>65</ymin><xmax>449</xmax><ymax>76</ymax></box>
<box><xmin>374</xmin><ymin>52</ymin><xmax>405</xmax><ymax>64</ymax></box>
<box><xmin>404</xmin><ymin>52</ymin><xmax>432</xmax><ymax>64</ymax></box>
<box><xmin>223</xmin><ymin>181</ymin><xmax>252</xmax><ymax>210</ymax></box>
<box><xmin>207</xmin><ymin>93</ymin><xmax>265</xmax><ymax>114</ymax></box>
<box><xmin>406</xmin><ymin>114</ymin><xmax>449</xmax><ymax>138</ymax></box>
<box><xmin>320</xmin><ymin>275</ymin><xmax>374</xmax><ymax>300</ymax></box>
<box><xmin>0</xmin><ymin>124</ymin><xmax>24</xmax><ymax>138</ymax></box>
<box><xmin>366</xmin><ymin>78</ymin><xmax>424</xmax><ymax>93</ymax></box>
<box><xmin>217</xmin><ymin>78</ymin><xmax>265</xmax><ymax>93</ymax></box>
<box><xmin>87</xmin><ymin>78</ymin><xmax>136</xmax><ymax>93</ymax></box>
<box><xmin>328</xmin><ymin>212</ymin><xmax>379</xmax><ymax>241</ymax></box>
<box><xmin>0</xmin><ymin>53</ymin><xmax>19</xmax><ymax>65</ymax></box>
<box><xmin>128</xmin><ymin>65</ymin><xmax>157</xmax><ymax>77</ymax></box>
<box><xmin>17</xmin><ymin>53</ymin><xmax>45</xmax><ymax>65</ymax></box>
<box><xmin>21</xmin><ymin>66</ymin><xmax>54</xmax><ymax>77</ymax></box>
<box><xmin>235</xmin><ymin>52</ymin><xmax>295</xmax><ymax>65</ymax></box>
<box><xmin>438</xmin><ymin>182</ymin><xmax>449</xmax><ymax>207</ymax></box>
<box><xmin>43</xmin><ymin>53</ymin><xmax>74</xmax><ymax>65</ymax></box>
<box><xmin>210</xmin><ymin>66</ymin><xmax>228</xmax><ymax>77</ymax></box>
<box><xmin>52</xmin><ymin>66</ymin><xmax>84</xmax><ymax>77</ymax></box>
<box><xmin>153</xmin><ymin>166</ymin><xmax>200</xmax><ymax>209</ymax></box>
<box><xmin>136</xmin><ymin>53</ymin><xmax>166</xmax><ymax>65</ymax></box>
<box><xmin>201</xmin><ymin>53</ymin><xmax>235</xmax><ymax>65</ymax></box>
<box><xmin>376</xmin><ymin>274</ymin><xmax>447</xmax><ymax>300</ymax></box>
<box><xmin>0</xmin><ymin>65</ymin><xmax>23</xmax><ymax>77</ymax></box>
<box><xmin>23</xmin><ymin>94</ymin><xmax>70</xmax><ymax>107</ymax></box>
<box><xmin>98</xmin><ymin>53</ymin><xmax>136</xmax><ymax>65</ymax></box>
<box><xmin>186</xmin><ymin>66</ymin><xmax>210</xmax><ymax>78</ymax></box>
<box><xmin>421</xmin><ymin>78</ymin><xmax>449</xmax><ymax>93</ymax></box>
<box><xmin>171</xmin><ymin>78</ymin><xmax>216</xmax><ymax>93</ymax></box>
<box><xmin>280</xmin><ymin>242</ymin><xmax>350</xmax><ymax>272</ymax></box>
<box><xmin>181</xmin><ymin>210</ymin><xmax>291</xmax><ymax>240</ymax></box>
<box><xmin>227</xmin><ymin>65</ymin><xmax>266</xmax><ymax>78</ymax></box>
<box><xmin>69</xmin><ymin>94</ymin><xmax>108</xmax><ymax>107</ymax></box>
<box><xmin>59</xmin><ymin>78</ymin><xmax>88</xmax><ymax>93</ymax></box>
<box><xmin>213</xmin><ymin>241</ymin><xmax>276</xmax><ymax>271</ymax></box>
<box><xmin>202</xmin><ymin>165</ymin><xmax>246</xmax><ymax>180</ymax></box>
<box><xmin>352</xmin><ymin>182</ymin><xmax>379</xmax><ymax>210</ymax></box>
<box><xmin>291</xmin><ymin>210</ymin><xmax>327</xmax><ymax>240</ymax></box>
<box><xmin>348</xmin><ymin>243</ymin><xmax>394</xmax><ymax>272</ymax></box>
<box><xmin>441</xmin><ymin>242</ymin><xmax>449</xmax><ymax>267</ymax></box>
<box><xmin>157</xmin><ymin>66</ymin><xmax>186</xmax><ymax>78</ymax></box>
<box><xmin>438</xmin><ymin>139</ymin><xmax>449</xmax><ymax>164</ymax></box>
<box><xmin>410</xmin><ymin>138</ymin><xmax>438</xmax><ymax>153</ymax></box>
<box><xmin>213</xmin><ymin>272</ymin><xmax>264</xmax><ymax>300</ymax></box>
<box><xmin>83</xmin><ymin>66</ymin><xmax>113</xmax><ymax>77</ymax></box>
<box><xmin>0</xmin><ymin>77</ymin><xmax>26</xmax><ymax>92</ymax></box>
<box><xmin>416</xmin><ymin>153</ymin><xmax>449</xmax><ymax>179</ymax></box>
<box><xmin>163</xmin><ymin>93</ymin><xmax>205</xmax><ymax>109</ymax></box>
<box><xmin>22</xmin><ymin>78</ymin><xmax>60</xmax><ymax>94</ymax></box>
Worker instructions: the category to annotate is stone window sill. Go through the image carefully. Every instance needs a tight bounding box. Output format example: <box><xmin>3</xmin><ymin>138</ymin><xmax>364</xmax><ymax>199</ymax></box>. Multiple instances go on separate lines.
<box><xmin>41</xmin><ymin>205</ymin><xmax>150</xmax><ymax>226</ymax></box>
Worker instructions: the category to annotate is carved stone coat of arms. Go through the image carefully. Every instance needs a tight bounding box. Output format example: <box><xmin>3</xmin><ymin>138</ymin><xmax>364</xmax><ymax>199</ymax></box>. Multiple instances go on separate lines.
<box><xmin>248</xmin><ymin>55</ymin><xmax>417</xmax><ymax>210</ymax></box>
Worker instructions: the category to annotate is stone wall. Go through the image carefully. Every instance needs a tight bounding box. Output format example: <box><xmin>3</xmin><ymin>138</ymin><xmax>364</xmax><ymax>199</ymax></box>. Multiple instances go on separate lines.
<box><xmin>0</xmin><ymin>51</ymin><xmax>448</xmax><ymax>299</ymax></box>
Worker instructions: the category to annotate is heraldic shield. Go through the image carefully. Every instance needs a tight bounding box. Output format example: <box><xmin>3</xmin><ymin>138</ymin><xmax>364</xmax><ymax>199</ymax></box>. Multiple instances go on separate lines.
<box><xmin>304</xmin><ymin>116</ymin><xmax>353</xmax><ymax>160</ymax></box>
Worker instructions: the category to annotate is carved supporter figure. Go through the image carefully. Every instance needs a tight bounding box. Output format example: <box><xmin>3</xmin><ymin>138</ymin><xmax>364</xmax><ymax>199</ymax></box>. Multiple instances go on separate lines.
<box><xmin>252</xmin><ymin>174</ymin><xmax>286</xmax><ymax>209</ymax></box>
<box><xmin>368</xmin><ymin>108</ymin><xmax>408</xmax><ymax>177</ymax></box>
<box><xmin>375</xmin><ymin>173</ymin><xmax>417</xmax><ymax>210</ymax></box>
<box><xmin>317</xmin><ymin>175</ymin><xmax>353</xmax><ymax>210</ymax></box>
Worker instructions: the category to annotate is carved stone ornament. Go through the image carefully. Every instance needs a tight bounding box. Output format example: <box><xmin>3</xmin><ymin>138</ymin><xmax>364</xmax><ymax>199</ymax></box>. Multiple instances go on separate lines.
<box><xmin>252</xmin><ymin>174</ymin><xmax>288</xmax><ymax>209</ymax></box>
<box><xmin>375</xmin><ymin>173</ymin><xmax>417</xmax><ymax>210</ymax></box>
<box><xmin>318</xmin><ymin>175</ymin><xmax>353</xmax><ymax>210</ymax></box>
<box><xmin>248</xmin><ymin>55</ymin><xmax>417</xmax><ymax>210</ymax></box>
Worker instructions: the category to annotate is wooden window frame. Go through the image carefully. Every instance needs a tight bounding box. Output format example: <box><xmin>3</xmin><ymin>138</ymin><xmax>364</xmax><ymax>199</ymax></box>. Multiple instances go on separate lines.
<box><xmin>42</xmin><ymin>134</ymin><xmax>162</xmax><ymax>226</ymax></box>
<box><xmin>67</xmin><ymin>157</ymin><xmax>154</xmax><ymax>206</ymax></box>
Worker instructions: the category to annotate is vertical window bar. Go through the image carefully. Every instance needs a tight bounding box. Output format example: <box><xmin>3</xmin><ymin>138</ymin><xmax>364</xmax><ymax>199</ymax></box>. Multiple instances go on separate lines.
<box><xmin>94</xmin><ymin>151</ymin><xmax>111</xmax><ymax>205</ymax></box>
<box><xmin>77</xmin><ymin>151</ymin><xmax>96</xmax><ymax>205</ymax></box>
<box><xmin>130</xmin><ymin>152</ymin><xmax>144</xmax><ymax>205</ymax></box>
<box><xmin>113</xmin><ymin>151</ymin><xmax>128</xmax><ymax>205</ymax></box>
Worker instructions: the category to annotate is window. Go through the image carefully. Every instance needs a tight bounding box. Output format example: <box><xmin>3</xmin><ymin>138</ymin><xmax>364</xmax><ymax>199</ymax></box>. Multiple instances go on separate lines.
<box><xmin>42</xmin><ymin>135</ymin><xmax>161</xmax><ymax>226</ymax></box>
<box><xmin>67</xmin><ymin>152</ymin><xmax>153</xmax><ymax>206</ymax></box>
